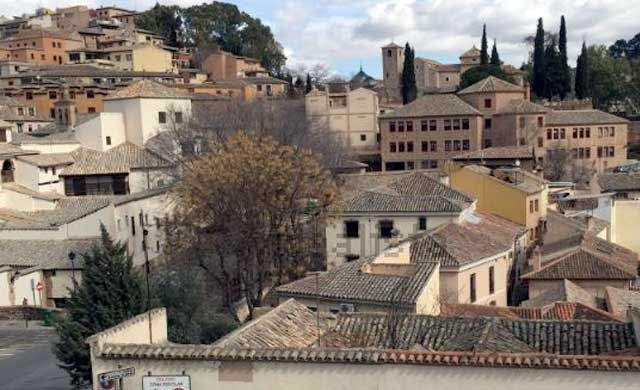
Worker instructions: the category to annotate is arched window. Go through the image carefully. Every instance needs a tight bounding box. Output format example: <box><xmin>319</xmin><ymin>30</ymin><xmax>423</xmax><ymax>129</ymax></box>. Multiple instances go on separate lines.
<box><xmin>1</xmin><ymin>160</ymin><xmax>14</xmax><ymax>183</ymax></box>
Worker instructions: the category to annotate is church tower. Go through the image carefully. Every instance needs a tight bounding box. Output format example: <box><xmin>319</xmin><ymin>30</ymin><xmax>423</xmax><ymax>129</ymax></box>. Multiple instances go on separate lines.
<box><xmin>381</xmin><ymin>42</ymin><xmax>404</xmax><ymax>102</ymax></box>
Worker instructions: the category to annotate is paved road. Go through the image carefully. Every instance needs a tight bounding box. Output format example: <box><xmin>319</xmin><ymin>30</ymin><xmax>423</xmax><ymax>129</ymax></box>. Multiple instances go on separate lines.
<box><xmin>0</xmin><ymin>323</ymin><xmax>70</xmax><ymax>390</ymax></box>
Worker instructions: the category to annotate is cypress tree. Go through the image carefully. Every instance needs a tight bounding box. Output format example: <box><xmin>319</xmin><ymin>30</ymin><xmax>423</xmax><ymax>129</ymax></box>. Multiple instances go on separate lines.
<box><xmin>53</xmin><ymin>225</ymin><xmax>145</xmax><ymax>387</ymax></box>
<box><xmin>305</xmin><ymin>73</ymin><xmax>312</xmax><ymax>94</ymax></box>
<box><xmin>575</xmin><ymin>42</ymin><xmax>589</xmax><ymax>99</ymax></box>
<box><xmin>480</xmin><ymin>24</ymin><xmax>489</xmax><ymax>65</ymax></box>
<box><xmin>401</xmin><ymin>42</ymin><xmax>417</xmax><ymax>104</ymax></box>
<box><xmin>490</xmin><ymin>39</ymin><xmax>501</xmax><ymax>66</ymax></box>
<box><xmin>532</xmin><ymin>18</ymin><xmax>546</xmax><ymax>97</ymax></box>
<box><xmin>558</xmin><ymin>15</ymin><xmax>571</xmax><ymax>99</ymax></box>
<box><xmin>543</xmin><ymin>37</ymin><xmax>562</xmax><ymax>99</ymax></box>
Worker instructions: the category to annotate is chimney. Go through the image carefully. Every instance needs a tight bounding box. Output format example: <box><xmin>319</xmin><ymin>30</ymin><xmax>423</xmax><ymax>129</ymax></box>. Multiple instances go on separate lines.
<box><xmin>532</xmin><ymin>247</ymin><xmax>542</xmax><ymax>270</ymax></box>
<box><xmin>524</xmin><ymin>81</ymin><xmax>531</xmax><ymax>101</ymax></box>
<box><xmin>585</xmin><ymin>215</ymin><xmax>594</xmax><ymax>232</ymax></box>
<box><xmin>54</xmin><ymin>85</ymin><xmax>76</xmax><ymax>130</ymax></box>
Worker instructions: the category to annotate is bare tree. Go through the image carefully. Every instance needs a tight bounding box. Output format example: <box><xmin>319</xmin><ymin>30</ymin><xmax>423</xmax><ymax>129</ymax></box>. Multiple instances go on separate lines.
<box><xmin>543</xmin><ymin>147</ymin><xmax>595</xmax><ymax>185</ymax></box>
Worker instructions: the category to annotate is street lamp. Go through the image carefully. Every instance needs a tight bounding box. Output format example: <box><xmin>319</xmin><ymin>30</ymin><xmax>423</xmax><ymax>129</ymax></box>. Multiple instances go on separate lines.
<box><xmin>68</xmin><ymin>251</ymin><xmax>77</xmax><ymax>293</ymax></box>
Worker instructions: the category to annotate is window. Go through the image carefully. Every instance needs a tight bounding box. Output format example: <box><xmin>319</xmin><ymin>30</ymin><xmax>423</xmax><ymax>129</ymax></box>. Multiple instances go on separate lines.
<box><xmin>421</xmin><ymin>141</ymin><xmax>428</xmax><ymax>152</ymax></box>
<box><xmin>390</xmin><ymin>142</ymin><xmax>396</xmax><ymax>152</ymax></box>
<box><xmin>597</xmin><ymin>146</ymin><xmax>603</xmax><ymax>158</ymax></box>
<box><xmin>398</xmin><ymin>121</ymin><xmax>405</xmax><ymax>132</ymax></box>
<box><xmin>17</xmin><ymin>107</ymin><xmax>23</xmax><ymax>116</ymax></box>
<box><xmin>484</xmin><ymin>139</ymin><xmax>492</xmax><ymax>148</ymax></box>
<box><xmin>156</xmin><ymin>241</ymin><xmax>160</xmax><ymax>252</ymax></box>
<box><xmin>429</xmin><ymin>119</ymin><xmax>437</xmax><ymax>131</ymax></box>
<box><xmin>462</xmin><ymin>140</ymin><xmax>470</xmax><ymax>150</ymax></box>
<box><xmin>406</xmin><ymin>121</ymin><xmax>413</xmax><ymax>132</ymax></box>
<box><xmin>175</xmin><ymin>112</ymin><xmax>183</xmax><ymax>123</ymax></box>
<box><xmin>538</xmin><ymin>137</ymin><xmax>543</xmax><ymax>147</ymax></box>
<box><xmin>158</xmin><ymin>111</ymin><xmax>167</xmax><ymax>124</ymax></box>
<box><xmin>407</xmin><ymin>142</ymin><xmax>414</xmax><ymax>152</ymax></box>
<box><xmin>398</xmin><ymin>142</ymin><xmax>405</xmax><ymax>152</ymax></box>
<box><xmin>610</xmin><ymin>127</ymin><xmax>615</xmax><ymax>137</ymax></box>
<box><xmin>49</xmin><ymin>91</ymin><xmax>57</xmax><ymax>99</ymax></box>
<box><xmin>484</xmin><ymin>118</ymin><xmax>492</xmax><ymax>129</ymax></box>
<box><xmin>573</xmin><ymin>128</ymin><xmax>578</xmax><ymax>138</ymax></box>
<box><xmin>28</xmin><ymin>107</ymin><xmax>34</xmax><ymax>117</ymax></box>
<box><xmin>360</xmin><ymin>134</ymin><xmax>366</xmax><ymax>141</ymax></box>
<box><xmin>26</xmin><ymin>92</ymin><xmax>33</xmax><ymax>100</ymax></box>
<box><xmin>444</xmin><ymin>119</ymin><xmax>451</xmax><ymax>130</ymax></box>
<box><xmin>106</xmin><ymin>136</ymin><xmax>111</xmax><ymax>145</ymax></box>
<box><xmin>529</xmin><ymin>200</ymin><xmax>534</xmax><ymax>213</ymax></box>
<box><xmin>560</xmin><ymin>128</ymin><xmax>565</xmax><ymax>139</ymax></box>
<box><xmin>345</xmin><ymin>254</ymin><xmax>360</xmax><ymax>262</ymax></box>
<box><xmin>579</xmin><ymin>128</ymin><xmax>584</xmax><ymax>138</ymax></box>
<box><xmin>379</xmin><ymin>220</ymin><xmax>394</xmax><ymax>238</ymax></box>
<box><xmin>519</xmin><ymin>117</ymin><xmax>525</xmax><ymax>129</ymax></box>
<box><xmin>345</xmin><ymin>220</ymin><xmax>359</xmax><ymax>238</ymax></box>
<box><xmin>50</xmin><ymin>108</ymin><xmax>55</xmax><ymax>118</ymax></box>
<box><xmin>389</xmin><ymin>121</ymin><xmax>396</xmax><ymax>132</ymax></box>
<box><xmin>88</xmin><ymin>107</ymin><xmax>96</xmax><ymax>113</ymax></box>
<box><xmin>484</xmin><ymin>99</ymin><xmax>492</xmax><ymax>108</ymax></box>
<box><xmin>534</xmin><ymin>199</ymin><xmax>539</xmax><ymax>212</ymax></box>
<box><xmin>418</xmin><ymin>216</ymin><xmax>427</xmax><ymax>230</ymax></box>
<box><xmin>126</xmin><ymin>54</ymin><xmax>132</xmax><ymax>61</ymax></box>
<box><xmin>131</xmin><ymin>216</ymin><xmax>136</xmax><ymax>236</ymax></box>
<box><xmin>461</xmin><ymin>118</ymin><xmax>469</xmax><ymax>130</ymax></box>
<box><xmin>452</xmin><ymin>119</ymin><xmax>460</xmax><ymax>130</ymax></box>
<box><xmin>430</xmin><ymin>141</ymin><xmax>437</xmax><ymax>152</ymax></box>
<box><xmin>547</xmin><ymin>129</ymin><xmax>552</xmax><ymax>140</ymax></box>
<box><xmin>489</xmin><ymin>266</ymin><xmax>495</xmax><ymax>294</ymax></box>
<box><xmin>421</xmin><ymin>120</ymin><xmax>428</xmax><ymax>131</ymax></box>
<box><xmin>453</xmin><ymin>140</ymin><xmax>461</xmax><ymax>151</ymax></box>
<box><xmin>115</xmin><ymin>55</ymin><xmax>121</xmax><ymax>61</ymax></box>
<box><xmin>470</xmin><ymin>273</ymin><xmax>477</xmax><ymax>303</ymax></box>
<box><xmin>585</xmin><ymin>147</ymin><xmax>591</xmax><ymax>158</ymax></box>
<box><xmin>444</xmin><ymin>140</ymin><xmax>451</xmax><ymax>151</ymax></box>
<box><xmin>86</xmin><ymin>90</ymin><xmax>95</xmax><ymax>98</ymax></box>
<box><xmin>598</xmin><ymin>127</ymin><xmax>603</xmax><ymax>137</ymax></box>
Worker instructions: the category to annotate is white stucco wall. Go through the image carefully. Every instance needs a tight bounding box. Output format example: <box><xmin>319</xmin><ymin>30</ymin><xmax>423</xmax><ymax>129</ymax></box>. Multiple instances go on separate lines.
<box><xmin>113</xmin><ymin>193</ymin><xmax>169</xmax><ymax>266</ymax></box>
<box><xmin>13</xmin><ymin>270</ymin><xmax>43</xmax><ymax>306</ymax></box>
<box><xmin>0</xmin><ymin>270</ymin><xmax>12</xmax><ymax>306</ymax></box>
<box><xmin>74</xmin><ymin>113</ymin><xmax>127</xmax><ymax>151</ymax></box>
<box><xmin>49</xmin><ymin>270</ymin><xmax>82</xmax><ymax>299</ymax></box>
<box><xmin>91</xmin><ymin>357</ymin><xmax>640</xmax><ymax>390</ymax></box>
<box><xmin>13</xmin><ymin>159</ymin><xmax>39</xmax><ymax>192</ymax></box>
<box><xmin>104</xmin><ymin>98</ymin><xmax>191</xmax><ymax>148</ymax></box>
<box><xmin>326</xmin><ymin>213</ymin><xmax>459</xmax><ymax>269</ymax></box>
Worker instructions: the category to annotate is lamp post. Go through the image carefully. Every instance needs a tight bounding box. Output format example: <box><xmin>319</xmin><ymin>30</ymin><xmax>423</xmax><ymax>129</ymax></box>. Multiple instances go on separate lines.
<box><xmin>68</xmin><ymin>251</ymin><xmax>77</xmax><ymax>293</ymax></box>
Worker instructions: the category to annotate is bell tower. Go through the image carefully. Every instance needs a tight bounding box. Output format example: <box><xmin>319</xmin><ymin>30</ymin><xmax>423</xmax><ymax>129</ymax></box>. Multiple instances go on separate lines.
<box><xmin>381</xmin><ymin>42</ymin><xmax>404</xmax><ymax>102</ymax></box>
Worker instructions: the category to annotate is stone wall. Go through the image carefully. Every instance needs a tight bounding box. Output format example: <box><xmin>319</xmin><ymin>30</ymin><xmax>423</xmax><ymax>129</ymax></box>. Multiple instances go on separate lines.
<box><xmin>0</xmin><ymin>305</ymin><xmax>62</xmax><ymax>321</ymax></box>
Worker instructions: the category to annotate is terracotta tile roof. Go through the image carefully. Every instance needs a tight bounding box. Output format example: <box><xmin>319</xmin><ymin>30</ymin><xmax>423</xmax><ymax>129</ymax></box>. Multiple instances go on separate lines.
<box><xmin>522</xmin><ymin>279</ymin><xmax>598</xmax><ymax>307</ymax></box>
<box><xmin>329</xmin><ymin>312</ymin><xmax>636</xmax><ymax>355</ymax></box>
<box><xmin>94</xmin><ymin>302</ymin><xmax>640</xmax><ymax>370</ymax></box>
<box><xmin>1</xmin><ymin>65</ymin><xmax>180</xmax><ymax>79</ymax></box>
<box><xmin>214</xmin><ymin>300</ymin><xmax>323</xmax><ymax>349</ymax></box>
<box><xmin>0</xmin><ymin>238</ymin><xmax>98</xmax><ymax>269</ymax></box>
<box><xmin>436</xmin><ymin>64</ymin><xmax>461</xmax><ymax>72</ymax></box>
<box><xmin>598</xmin><ymin>173</ymin><xmax>640</xmax><ymax>192</ymax></box>
<box><xmin>11</xmin><ymin>131</ymin><xmax>79</xmax><ymax>145</ymax></box>
<box><xmin>442</xmin><ymin>302</ymin><xmax>623</xmax><ymax>322</ymax></box>
<box><xmin>60</xmin><ymin>142</ymin><xmax>172</xmax><ymax>176</ymax></box>
<box><xmin>457</xmin><ymin>76</ymin><xmax>524</xmax><ymax>95</ymax></box>
<box><xmin>460</xmin><ymin>46</ymin><xmax>481</xmax><ymax>58</ymax></box>
<box><xmin>0</xmin><ymin>182</ymin><xmax>61</xmax><ymax>201</ymax></box>
<box><xmin>546</xmin><ymin>110</ymin><xmax>628</xmax><ymax>126</ymax></box>
<box><xmin>16</xmin><ymin>152</ymin><xmax>74</xmax><ymax>167</ymax></box>
<box><xmin>541</xmin><ymin>210</ymin><xmax>606</xmax><ymax>255</ymax></box>
<box><xmin>452</xmin><ymin>146</ymin><xmax>533</xmax><ymax>160</ymax></box>
<box><xmin>96</xmin><ymin>343</ymin><xmax>640</xmax><ymax>371</ymax></box>
<box><xmin>429</xmin><ymin>212</ymin><xmax>525</xmax><ymax>267</ymax></box>
<box><xmin>522</xmin><ymin>238</ymin><xmax>638</xmax><ymax>281</ymax></box>
<box><xmin>605</xmin><ymin>287</ymin><xmax>640</xmax><ymax>318</ymax></box>
<box><xmin>0</xmin><ymin>143</ymin><xmax>35</xmax><ymax>158</ymax></box>
<box><xmin>242</xmin><ymin>76</ymin><xmax>288</xmax><ymax>85</ymax></box>
<box><xmin>495</xmin><ymin>99</ymin><xmax>549</xmax><ymax>115</ymax></box>
<box><xmin>105</xmin><ymin>80</ymin><xmax>191</xmax><ymax>100</ymax></box>
<box><xmin>335</xmin><ymin>172</ymin><xmax>474</xmax><ymax>214</ymax></box>
<box><xmin>0</xmin><ymin>197</ymin><xmax>112</xmax><ymax>231</ymax></box>
<box><xmin>379</xmin><ymin>94</ymin><xmax>481</xmax><ymax>118</ymax></box>
<box><xmin>276</xmin><ymin>251</ymin><xmax>440</xmax><ymax>307</ymax></box>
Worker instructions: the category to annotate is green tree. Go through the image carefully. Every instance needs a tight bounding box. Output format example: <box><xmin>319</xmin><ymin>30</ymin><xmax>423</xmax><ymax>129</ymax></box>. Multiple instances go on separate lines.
<box><xmin>543</xmin><ymin>37</ymin><xmax>563</xmax><ymax>99</ymax></box>
<box><xmin>558</xmin><ymin>15</ymin><xmax>571</xmax><ymax>99</ymax></box>
<box><xmin>137</xmin><ymin>2</ymin><xmax>286</xmax><ymax>73</ymax></box>
<box><xmin>151</xmin><ymin>266</ymin><xmax>237</xmax><ymax>344</ymax></box>
<box><xmin>305</xmin><ymin>73</ymin><xmax>313</xmax><ymax>93</ymax></box>
<box><xmin>532</xmin><ymin>18</ymin><xmax>546</xmax><ymax>97</ymax></box>
<box><xmin>460</xmin><ymin>65</ymin><xmax>513</xmax><ymax>89</ymax></box>
<box><xmin>401</xmin><ymin>43</ymin><xmax>417</xmax><ymax>104</ymax></box>
<box><xmin>586</xmin><ymin>45</ymin><xmax>630</xmax><ymax>110</ymax></box>
<box><xmin>135</xmin><ymin>3</ymin><xmax>181</xmax><ymax>48</ymax></box>
<box><xmin>53</xmin><ymin>226</ymin><xmax>145</xmax><ymax>387</ymax></box>
<box><xmin>575</xmin><ymin>41</ymin><xmax>589</xmax><ymax>99</ymax></box>
<box><xmin>480</xmin><ymin>24</ymin><xmax>489</xmax><ymax>65</ymax></box>
<box><xmin>490</xmin><ymin>39</ymin><xmax>501</xmax><ymax>66</ymax></box>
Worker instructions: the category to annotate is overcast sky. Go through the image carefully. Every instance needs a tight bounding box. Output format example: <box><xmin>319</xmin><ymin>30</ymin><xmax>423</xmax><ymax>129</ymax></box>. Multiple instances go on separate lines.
<box><xmin>6</xmin><ymin>1</ymin><xmax>640</xmax><ymax>78</ymax></box>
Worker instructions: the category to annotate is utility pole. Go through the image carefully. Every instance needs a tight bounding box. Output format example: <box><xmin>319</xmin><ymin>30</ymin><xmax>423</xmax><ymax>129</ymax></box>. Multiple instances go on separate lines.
<box><xmin>141</xmin><ymin>209</ymin><xmax>153</xmax><ymax>344</ymax></box>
